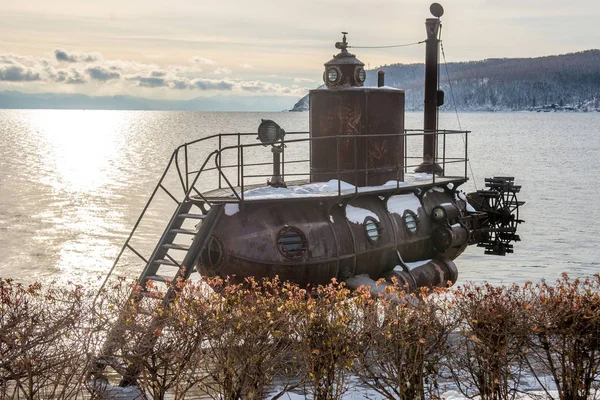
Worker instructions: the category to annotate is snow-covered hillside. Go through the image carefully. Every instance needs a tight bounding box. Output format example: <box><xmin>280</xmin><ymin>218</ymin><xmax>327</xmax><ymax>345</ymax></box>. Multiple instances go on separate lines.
<box><xmin>291</xmin><ymin>50</ymin><xmax>600</xmax><ymax>113</ymax></box>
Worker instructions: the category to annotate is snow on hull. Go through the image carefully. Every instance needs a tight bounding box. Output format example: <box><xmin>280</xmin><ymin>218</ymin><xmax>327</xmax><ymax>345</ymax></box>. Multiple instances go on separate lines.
<box><xmin>345</xmin><ymin>205</ymin><xmax>379</xmax><ymax>224</ymax></box>
<box><xmin>387</xmin><ymin>193</ymin><xmax>422</xmax><ymax>216</ymax></box>
<box><xmin>229</xmin><ymin>175</ymin><xmax>435</xmax><ymax>202</ymax></box>
<box><xmin>456</xmin><ymin>191</ymin><xmax>477</xmax><ymax>213</ymax></box>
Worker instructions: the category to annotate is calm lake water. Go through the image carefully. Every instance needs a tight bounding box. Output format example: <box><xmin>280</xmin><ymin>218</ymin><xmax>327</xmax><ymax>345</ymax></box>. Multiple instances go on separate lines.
<box><xmin>0</xmin><ymin>109</ymin><xmax>599</xmax><ymax>286</ymax></box>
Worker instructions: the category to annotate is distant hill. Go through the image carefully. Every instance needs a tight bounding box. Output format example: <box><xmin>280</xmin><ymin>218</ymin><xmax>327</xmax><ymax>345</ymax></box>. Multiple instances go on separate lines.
<box><xmin>291</xmin><ymin>50</ymin><xmax>600</xmax><ymax>112</ymax></box>
<box><xmin>0</xmin><ymin>91</ymin><xmax>296</xmax><ymax>112</ymax></box>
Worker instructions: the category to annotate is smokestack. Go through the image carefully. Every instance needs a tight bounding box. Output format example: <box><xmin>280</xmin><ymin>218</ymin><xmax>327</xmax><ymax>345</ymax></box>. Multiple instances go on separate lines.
<box><xmin>416</xmin><ymin>3</ymin><xmax>444</xmax><ymax>175</ymax></box>
<box><xmin>377</xmin><ymin>70</ymin><xmax>385</xmax><ymax>87</ymax></box>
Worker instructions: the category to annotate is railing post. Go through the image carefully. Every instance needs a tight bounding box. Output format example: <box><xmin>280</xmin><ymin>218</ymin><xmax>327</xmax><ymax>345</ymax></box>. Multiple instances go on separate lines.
<box><xmin>397</xmin><ymin>130</ymin><xmax>401</xmax><ymax>189</ymax></box>
<box><xmin>218</xmin><ymin>135</ymin><xmax>222</xmax><ymax>189</ymax></box>
<box><xmin>184</xmin><ymin>145</ymin><xmax>189</xmax><ymax>192</ymax></box>
<box><xmin>464</xmin><ymin>131</ymin><xmax>469</xmax><ymax>179</ymax></box>
<box><xmin>281</xmin><ymin>135</ymin><xmax>286</xmax><ymax>183</ymax></box>
<box><xmin>354</xmin><ymin>136</ymin><xmax>358</xmax><ymax>194</ymax></box>
<box><xmin>241</xmin><ymin>147</ymin><xmax>245</xmax><ymax>201</ymax></box>
<box><xmin>237</xmin><ymin>133</ymin><xmax>241</xmax><ymax>187</ymax></box>
<box><xmin>442</xmin><ymin>130</ymin><xmax>446</xmax><ymax>176</ymax></box>
<box><xmin>404</xmin><ymin>130</ymin><xmax>408</xmax><ymax>175</ymax></box>
<box><xmin>336</xmin><ymin>136</ymin><xmax>341</xmax><ymax>197</ymax></box>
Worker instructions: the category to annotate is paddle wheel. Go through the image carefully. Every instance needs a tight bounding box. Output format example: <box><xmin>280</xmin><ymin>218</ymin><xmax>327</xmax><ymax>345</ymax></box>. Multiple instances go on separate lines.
<box><xmin>468</xmin><ymin>177</ymin><xmax>525</xmax><ymax>256</ymax></box>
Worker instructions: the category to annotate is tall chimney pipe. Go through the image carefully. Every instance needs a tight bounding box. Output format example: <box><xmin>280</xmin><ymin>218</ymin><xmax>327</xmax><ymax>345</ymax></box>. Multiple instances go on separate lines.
<box><xmin>377</xmin><ymin>70</ymin><xmax>385</xmax><ymax>87</ymax></box>
<box><xmin>416</xmin><ymin>4</ymin><xmax>443</xmax><ymax>175</ymax></box>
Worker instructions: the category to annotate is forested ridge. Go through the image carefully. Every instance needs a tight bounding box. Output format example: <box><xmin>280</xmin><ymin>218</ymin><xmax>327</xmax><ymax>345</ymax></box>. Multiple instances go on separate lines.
<box><xmin>292</xmin><ymin>50</ymin><xmax>600</xmax><ymax>112</ymax></box>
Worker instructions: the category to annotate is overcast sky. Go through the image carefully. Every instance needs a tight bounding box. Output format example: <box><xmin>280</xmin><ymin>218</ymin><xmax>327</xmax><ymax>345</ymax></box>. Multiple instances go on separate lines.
<box><xmin>1</xmin><ymin>0</ymin><xmax>598</xmax><ymax>100</ymax></box>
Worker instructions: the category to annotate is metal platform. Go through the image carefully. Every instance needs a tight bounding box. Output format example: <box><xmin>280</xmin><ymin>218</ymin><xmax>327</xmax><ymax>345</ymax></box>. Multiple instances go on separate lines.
<box><xmin>194</xmin><ymin>175</ymin><xmax>468</xmax><ymax>205</ymax></box>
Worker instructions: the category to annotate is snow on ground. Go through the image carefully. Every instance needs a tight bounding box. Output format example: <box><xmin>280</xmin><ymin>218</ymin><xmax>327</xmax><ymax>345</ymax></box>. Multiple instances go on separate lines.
<box><xmin>87</xmin><ymin>381</ymin><xmax>144</xmax><ymax>399</ymax></box>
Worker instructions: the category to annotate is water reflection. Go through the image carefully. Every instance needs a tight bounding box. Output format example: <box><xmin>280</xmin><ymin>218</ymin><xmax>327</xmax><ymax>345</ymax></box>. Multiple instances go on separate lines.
<box><xmin>31</xmin><ymin>110</ymin><xmax>127</xmax><ymax>193</ymax></box>
<box><xmin>1</xmin><ymin>110</ymin><xmax>599</xmax><ymax>287</ymax></box>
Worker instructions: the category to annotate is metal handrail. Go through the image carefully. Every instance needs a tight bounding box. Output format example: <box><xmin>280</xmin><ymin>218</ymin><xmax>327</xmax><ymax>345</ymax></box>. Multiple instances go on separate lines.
<box><xmin>204</xmin><ymin>129</ymin><xmax>468</xmax><ymax>202</ymax></box>
<box><xmin>96</xmin><ymin>147</ymin><xmax>219</xmax><ymax>296</ymax></box>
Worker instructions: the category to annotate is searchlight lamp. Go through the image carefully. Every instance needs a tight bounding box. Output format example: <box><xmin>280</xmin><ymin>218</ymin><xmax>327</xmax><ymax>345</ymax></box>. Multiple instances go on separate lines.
<box><xmin>257</xmin><ymin>119</ymin><xmax>287</xmax><ymax>188</ymax></box>
<box><xmin>257</xmin><ymin>119</ymin><xmax>286</xmax><ymax>146</ymax></box>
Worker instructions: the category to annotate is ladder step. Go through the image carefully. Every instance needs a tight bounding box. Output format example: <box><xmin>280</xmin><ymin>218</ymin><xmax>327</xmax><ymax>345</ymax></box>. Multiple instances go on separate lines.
<box><xmin>145</xmin><ymin>275</ymin><xmax>172</xmax><ymax>283</ymax></box>
<box><xmin>178</xmin><ymin>213</ymin><xmax>206</xmax><ymax>220</ymax></box>
<box><xmin>170</xmin><ymin>228</ymin><xmax>196</xmax><ymax>235</ymax></box>
<box><xmin>153</xmin><ymin>259</ymin><xmax>177</xmax><ymax>266</ymax></box>
<box><xmin>162</xmin><ymin>243</ymin><xmax>190</xmax><ymax>251</ymax></box>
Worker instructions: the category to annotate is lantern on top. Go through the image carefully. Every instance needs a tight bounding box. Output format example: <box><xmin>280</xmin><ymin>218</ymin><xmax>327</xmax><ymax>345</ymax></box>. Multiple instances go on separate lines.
<box><xmin>323</xmin><ymin>32</ymin><xmax>366</xmax><ymax>88</ymax></box>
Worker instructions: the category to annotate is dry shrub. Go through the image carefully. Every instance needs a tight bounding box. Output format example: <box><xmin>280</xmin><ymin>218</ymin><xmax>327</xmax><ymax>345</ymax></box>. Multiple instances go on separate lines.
<box><xmin>180</xmin><ymin>277</ymin><xmax>302</xmax><ymax>400</ymax></box>
<box><xmin>445</xmin><ymin>283</ymin><xmax>529</xmax><ymax>400</ymax></box>
<box><xmin>93</xmin><ymin>277</ymin><xmax>207</xmax><ymax>400</ymax></box>
<box><xmin>525</xmin><ymin>273</ymin><xmax>600</xmax><ymax>400</ymax></box>
<box><xmin>87</xmin><ymin>277</ymin><xmax>148</xmax><ymax>396</ymax></box>
<box><xmin>0</xmin><ymin>279</ymin><xmax>91</xmax><ymax>399</ymax></box>
<box><xmin>120</xmin><ymin>299</ymin><xmax>189</xmax><ymax>400</ymax></box>
<box><xmin>289</xmin><ymin>280</ymin><xmax>363</xmax><ymax>400</ymax></box>
<box><xmin>151</xmin><ymin>279</ymin><xmax>214</xmax><ymax>399</ymax></box>
<box><xmin>353</xmin><ymin>284</ymin><xmax>454</xmax><ymax>400</ymax></box>
<box><xmin>5</xmin><ymin>273</ymin><xmax>600</xmax><ymax>400</ymax></box>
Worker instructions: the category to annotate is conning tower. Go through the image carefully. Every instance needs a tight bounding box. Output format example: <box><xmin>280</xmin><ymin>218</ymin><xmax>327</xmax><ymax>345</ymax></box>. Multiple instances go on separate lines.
<box><xmin>310</xmin><ymin>33</ymin><xmax>405</xmax><ymax>186</ymax></box>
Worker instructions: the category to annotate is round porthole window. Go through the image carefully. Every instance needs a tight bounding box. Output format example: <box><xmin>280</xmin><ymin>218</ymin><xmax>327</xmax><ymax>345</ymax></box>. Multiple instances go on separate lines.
<box><xmin>356</xmin><ymin>67</ymin><xmax>366</xmax><ymax>83</ymax></box>
<box><xmin>326</xmin><ymin>67</ymin><xmax>340</xmax><ymax>83</ymax></box>
<box><xmin>277</xmin><ymin>227</ymin><xmax>307</xmax><ymax>259</ymax></box>
<box><xmin>364</xmin><ymin>217</ymin><xmax>381</xmax><ymax>243</ymax></box>
<box><xmin>403</xmin><ymin>211</ymin><xmax>419</xmax><ymax>234</ymax></box>
<box><xmin>200</xmin><ymin>234</ymin><xmax>224</xmax><ymax>269</ymax></box>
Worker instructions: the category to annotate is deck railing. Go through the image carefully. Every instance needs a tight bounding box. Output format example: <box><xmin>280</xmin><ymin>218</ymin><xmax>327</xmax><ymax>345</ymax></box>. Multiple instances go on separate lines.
<box><xmin>173</xmin><ymin>128</ymin><xmax>470</xmax><ymax>202</ymax></box>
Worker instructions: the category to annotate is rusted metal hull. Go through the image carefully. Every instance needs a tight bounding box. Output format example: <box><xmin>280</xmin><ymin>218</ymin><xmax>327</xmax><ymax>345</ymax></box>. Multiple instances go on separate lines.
<box><xmin>196</xmin><ymin>181</ymin><xmax>472</xmax><ymax>287</ymax></box>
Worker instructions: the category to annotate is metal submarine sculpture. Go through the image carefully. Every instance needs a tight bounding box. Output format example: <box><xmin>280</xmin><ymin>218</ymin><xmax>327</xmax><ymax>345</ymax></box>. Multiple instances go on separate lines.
<box><xmin>101</xmin><ymin>3</ymin><xmax>525</xmax><ymax>298</ymax></box>
<box><xmin>95</xmin><ymin>2</ymin><xmax>523</xmax><ymax>386</ymax></box>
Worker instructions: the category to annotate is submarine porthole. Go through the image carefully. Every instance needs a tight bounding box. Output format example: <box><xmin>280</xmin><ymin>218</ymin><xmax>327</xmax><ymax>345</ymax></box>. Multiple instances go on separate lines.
<box><xmin>200</xmin><ymin>234</ymin><xmax>224</xmax><ymax>269</ymax></box>
<box><xmin>403</xmin><ymin>210</ymin><xmax>419</xmax><ymax>234</ymax></box>
<box><xmin>278</xmin><ymin>227</ymin><xmax>307</xmax><ymax>259</ymax></box>
<box><xmin>325</xmin><ymin>67</ymin><xmax>341</xmax><ymax>84</ymax></box>
<box><xmin>364</xmin><ymin>217</ymin><xmax>381</xmax><ymax>243</ymax></box>
<box><xmin>356</xmin><ymin>67</ymin><xmax>366</xmax><ymax>83</ymax></box>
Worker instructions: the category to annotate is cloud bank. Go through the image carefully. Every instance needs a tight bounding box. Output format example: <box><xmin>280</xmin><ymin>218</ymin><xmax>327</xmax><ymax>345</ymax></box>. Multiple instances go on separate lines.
<box><xmin>55</xmin><ymin>49</ymin><xmax>102</xmax><ymax>63</ymax></box>
<box><xmin>0</xmin><ymin>49</ymin><xmax>312</xmax><ymax>97</ymax></box>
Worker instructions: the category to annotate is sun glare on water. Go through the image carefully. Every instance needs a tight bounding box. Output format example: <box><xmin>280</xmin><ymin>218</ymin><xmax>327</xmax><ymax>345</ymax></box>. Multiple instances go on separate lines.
<box><xmin>31</xmin><ymin>110</ymin><xmax>127</xmax><ymax>193</ymax></box>
<box><xmin>19</xmin><ymin>110</ymin><xmax>137</xmax><ymax>283</ymax></box>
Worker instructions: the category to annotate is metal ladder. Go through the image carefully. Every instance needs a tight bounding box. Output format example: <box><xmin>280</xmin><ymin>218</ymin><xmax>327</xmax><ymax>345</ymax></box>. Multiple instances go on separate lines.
<box><xmin>136</xmin><ymin>199</ymin><xmax>217</xmax><ymax>290</ymax></box>
<box><xmin>94</xmin><ymin>195</ymin><xmax>225</xmax><ymax>386</ymax></box>
<box><xmin>91</xmin><ymin>145</ymin><xmax>239</xmax><ymax>386</ymax></box>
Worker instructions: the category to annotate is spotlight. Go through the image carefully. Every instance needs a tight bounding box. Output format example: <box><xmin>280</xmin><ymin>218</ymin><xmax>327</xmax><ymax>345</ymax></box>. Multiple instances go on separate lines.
<box><xmin>257</xmin><ymin>119</ymin><xmax>285</xmax><ymax>146</ymax></box>
<box><xmin>430</xmin><ymin>3</ymin><xmax>444</xmax><ymax>18</ymax></box>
